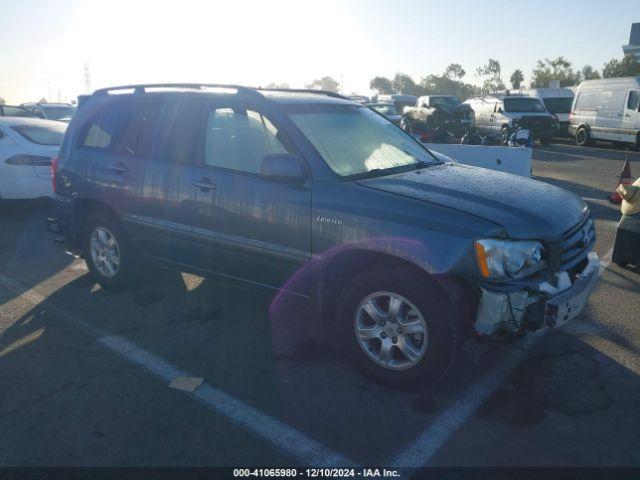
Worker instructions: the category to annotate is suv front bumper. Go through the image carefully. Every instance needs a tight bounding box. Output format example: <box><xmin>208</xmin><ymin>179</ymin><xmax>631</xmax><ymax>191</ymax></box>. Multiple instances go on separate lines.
<box><xmin>474</xmin><ymin>252</ymin><xmax>600</xmax><ymax>336</ymax></box>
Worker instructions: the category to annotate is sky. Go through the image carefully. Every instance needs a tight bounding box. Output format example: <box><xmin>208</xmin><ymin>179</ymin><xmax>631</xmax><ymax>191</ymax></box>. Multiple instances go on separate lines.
<box><xmin>0</xmin><ymin>0</ymin><xmax>637</xmax><ymax>104</ymax></box>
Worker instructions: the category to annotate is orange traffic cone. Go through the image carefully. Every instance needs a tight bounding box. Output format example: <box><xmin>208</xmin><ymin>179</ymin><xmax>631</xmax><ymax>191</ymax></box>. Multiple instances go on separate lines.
<box><xmin>609</xmin><ymin>158</ymin><xmax>633</xmax><ymax>204</ymax></box>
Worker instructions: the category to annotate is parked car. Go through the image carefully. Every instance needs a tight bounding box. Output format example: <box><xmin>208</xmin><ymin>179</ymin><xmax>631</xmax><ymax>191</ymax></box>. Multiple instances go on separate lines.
<box><xmin>20</xmin><ymin>102</ymin><xmax>77</xmax><ymax>123</ymax></box>
<box><xmin>48</xmin><ymin>83</ymin><xmax>599</xmax><ymax>386</ymax></box>
<box><xmin>0</xmin><ymin>105</ymin><xmax>37</xmax><ymax>118</ymax></box>
<box><xmin>466</xmin><ymin>94</ymin><xmax>557</xmax><ymax>145</ymax></box>
<box><xmin>376</xmin><ymin>94</ymin><xmax>418</xmax><ymax>115</ymax></box>
<box><xmin>401</xmin><ymin>95</ymin><xmax>469</xmax><ymax>136</ymax></box>
<box><xmin>0</xmin><ymin>117</ymin><xmax>66</xmax><ymax>199</ymax></box>
<box><xmin>569</xmin><ymin>76</ymin><xmax>640</xmax><ymax>148</ymax></box>
<box><xmin>522</xmin><ymin>88</ymin><xmax>574</xmax><ymax>137</ymax></box>
<box><xmin>369</xmin><ymin>103</ymin><xmax>402</xmax><ymax>125</ymax></box>
<box><xmin>348</xmin><ymin>95</ymin><xmax>370</xmax><ymax>104</ymax></box>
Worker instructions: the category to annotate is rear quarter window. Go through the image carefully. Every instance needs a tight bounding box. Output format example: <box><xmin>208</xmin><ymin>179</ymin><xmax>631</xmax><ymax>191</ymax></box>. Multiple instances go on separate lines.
<box><xmin>575</xmin><ymin>91</ymin><xmax>599</xmax><ymax>111</ymax></box>
<box><xmin>79</xmin><ymin>102</ymin><xmax>127</xmax><ymax>150</ymax></box>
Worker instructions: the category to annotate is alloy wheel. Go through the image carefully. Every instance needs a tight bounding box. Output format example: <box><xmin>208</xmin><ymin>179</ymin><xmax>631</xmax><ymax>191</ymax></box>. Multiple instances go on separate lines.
<box><xmin>354</xmin><ymin>291</ymin><xmax>428</xmax><ymax>370</ymax></box>
<box><xmin>89</xmin><ymin>226</ymin><xmax>120</xmax><ymax>278</ymax></box>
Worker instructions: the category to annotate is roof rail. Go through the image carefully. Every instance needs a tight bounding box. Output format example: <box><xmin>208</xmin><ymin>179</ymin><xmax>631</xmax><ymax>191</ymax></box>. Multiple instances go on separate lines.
<box><xmin>92</xmin><ymin>83</ymin><xmax>262</xmax><ymax>97</ymax></box>
<box><xmin>91</xmin><ymin>83</ymin><xmax>351</xmax><ymax>102</ymax></box>
<box><xmin>257</xmin><ymin>87</ymin><xmax>349</xmax><ymax>100</ymax></box>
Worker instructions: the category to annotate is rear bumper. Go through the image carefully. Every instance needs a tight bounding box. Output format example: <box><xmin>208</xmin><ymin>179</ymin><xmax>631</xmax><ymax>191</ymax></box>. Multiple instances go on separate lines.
<box><xmin>475</xmin><ymin>252</ymin><xmax>600</xmax><ymax>335</ymax></box>
<box><xmin>554</xmin><ymin>122</ymin><xmax>571</xmax><ymax>137</ymax></box>
<box><xmin>46</xmin><ymin>195</ymin><xmax>80</xmax><ymax>253</ymax></box>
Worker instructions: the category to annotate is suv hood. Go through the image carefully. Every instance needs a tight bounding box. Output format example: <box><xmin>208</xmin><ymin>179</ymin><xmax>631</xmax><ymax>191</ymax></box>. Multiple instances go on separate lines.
<box><xmin>357</xmin><ymin>163</ymin><xmax>587</xmax><ymax>240</ymax></box>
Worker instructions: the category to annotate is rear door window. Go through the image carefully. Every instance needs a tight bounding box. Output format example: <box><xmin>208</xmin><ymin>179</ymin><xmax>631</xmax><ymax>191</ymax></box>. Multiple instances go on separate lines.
<box><xmin>116</xmin><ymin>98</ymin><xmax>200</xmax><ymax>163</ymax></box>
<box><xmin>203</xmin><ymin>104</ymin><xmax>289</xmax><ymax>174</ymax></box>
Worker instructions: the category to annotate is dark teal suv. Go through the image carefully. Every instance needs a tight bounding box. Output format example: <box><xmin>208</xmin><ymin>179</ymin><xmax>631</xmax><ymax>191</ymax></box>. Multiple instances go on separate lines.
<box><xmin>47</xmin><ymin>84</ymin><xmax>599</xmax><ymax>385</ymax></box>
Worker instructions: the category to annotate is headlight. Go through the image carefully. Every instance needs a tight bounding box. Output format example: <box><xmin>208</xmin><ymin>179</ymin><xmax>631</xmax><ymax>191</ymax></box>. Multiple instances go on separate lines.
<box><xmin>475</xmin><ymin>239</ymin><xmax>544</xmax><ymax>280</ymax></box>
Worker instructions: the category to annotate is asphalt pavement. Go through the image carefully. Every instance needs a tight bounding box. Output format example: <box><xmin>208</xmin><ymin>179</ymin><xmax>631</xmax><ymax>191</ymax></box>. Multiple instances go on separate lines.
<box><xmin>0</xmin><ymin>141</ymin><xmax>638</xmax><ymax>469</ymax></box>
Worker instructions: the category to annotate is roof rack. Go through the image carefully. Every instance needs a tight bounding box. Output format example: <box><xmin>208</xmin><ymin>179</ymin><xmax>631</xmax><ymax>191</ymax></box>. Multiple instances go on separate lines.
<box><xmin>92</xmin><ymin>83</ymin><xmax>349</xmax><ymax>101</ymax></box>
<box><xmin>92</xmin><ymin>83</ymin><xmax>262</xmax><ymax>97</ymax></box>
<box><xmin>257</xmin><ymin>87</ymin><xmax>348</xmax><ymax>100</ymax></box>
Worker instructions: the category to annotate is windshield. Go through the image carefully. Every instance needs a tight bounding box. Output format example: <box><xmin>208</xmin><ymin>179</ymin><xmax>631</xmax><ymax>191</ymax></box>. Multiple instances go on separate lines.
<box><xmin>393</xmin><ymin>101</ymin><xmax>415</xmax><ymax>114</ymax></box>
<box><xmin>542</xmin><ymin>97</ymin><xmax>573</xmax><ymax>114</ymax></box>
<box><xmin>12</xmin><ymin>124</ymin><xmax>66</xmax><ymax>145</ymax></box>
<box><xmin>42</xmin><ymin>105</ymin><xmax>77</xmax><ymax>121</ymax></box>
<box><xmin>371</xmin><ymin>104</ymin><xmax>397</xmax><ymax>116</ymax></box>
<box><xmin>430</xmin><ymin>97</ymin><xmax>460</xmax><ymax>109</ymax></box>
<box><xmin>503</xmin><ymin>97</ymin><xmax>547</xmax><ymax>113</ymax></box>
<box><xmin>2</xmin><ymin>106</ymin><xmax>34</xmax><ymax>117</ymax></box>
<box><xmin>287</xmin><ymin>104</ymin><xmax>438</xmax><ymax>177</ymax></box>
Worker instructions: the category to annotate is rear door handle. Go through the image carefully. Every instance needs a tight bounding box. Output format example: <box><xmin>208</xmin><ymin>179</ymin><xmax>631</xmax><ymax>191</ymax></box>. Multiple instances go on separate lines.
<box><xmin>192</xmin><ymin>178</ymin><xmax>217</xmax><ymax>191</ymax></box>
<box><xmin>110</xmin><ymin>161</ymin><xmax>128</xmax><ymax>174</ymax></box>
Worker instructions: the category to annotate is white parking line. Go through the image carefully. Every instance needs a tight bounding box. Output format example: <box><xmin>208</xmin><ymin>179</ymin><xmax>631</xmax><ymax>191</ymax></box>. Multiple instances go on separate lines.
<box><xmin>0</xmin><ymin>274</ymin><xmax>357</xmax><ymax>467</ymax></box>
<box><xmin>390</xmin><ymin>245</ymin><xmax>616</xmax><ymax>467</ymax></box>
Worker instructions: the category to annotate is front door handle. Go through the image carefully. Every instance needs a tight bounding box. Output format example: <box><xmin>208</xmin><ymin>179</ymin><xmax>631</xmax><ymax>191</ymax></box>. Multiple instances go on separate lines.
<box><xmin>110</xmin><ymin>161</ymin><xmax>128</xmax><ymax>174</ymax></box>
<box><xmin>192</xmin><ymin>178</ymin><xmax>217</xmax><ymax>192</ymax></box>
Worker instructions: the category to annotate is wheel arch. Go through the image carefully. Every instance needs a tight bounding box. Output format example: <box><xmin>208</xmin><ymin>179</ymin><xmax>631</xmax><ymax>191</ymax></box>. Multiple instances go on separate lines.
<box><xmin>72</xmin><ymin>198</ymin><xmax>121</xmax><ymax>246</ymax></box>
<box><xmin>318</xmin><ymin>249</ymin><xmax>478</xmax><ymax>337</ymax></box>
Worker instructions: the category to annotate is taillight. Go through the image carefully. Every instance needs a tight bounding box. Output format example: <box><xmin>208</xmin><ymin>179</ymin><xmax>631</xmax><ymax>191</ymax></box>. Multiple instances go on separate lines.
<box><xmin>51</xmin><ymin>156</ymin><xmax>59</xmax><ymax>193</ymax></box>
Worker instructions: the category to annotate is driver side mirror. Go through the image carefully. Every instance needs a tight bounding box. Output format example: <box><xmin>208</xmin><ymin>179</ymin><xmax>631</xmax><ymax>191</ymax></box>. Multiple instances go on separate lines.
<box><xmin>261</xmin><ymin>153</ymin><xmax>307</xmax><ymax>185</ymax></box>
<box><xmin>497</xmin><ymin>107</ymin><xmax>503</xmax><ymax>114</ymax></box>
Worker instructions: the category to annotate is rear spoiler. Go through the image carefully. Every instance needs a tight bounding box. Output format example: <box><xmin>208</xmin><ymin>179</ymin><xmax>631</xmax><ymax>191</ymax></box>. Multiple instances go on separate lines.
<box><xmin>77</xmin><ymin>94</ymin><xmax>91</xmax><ymax>108</ymax></box>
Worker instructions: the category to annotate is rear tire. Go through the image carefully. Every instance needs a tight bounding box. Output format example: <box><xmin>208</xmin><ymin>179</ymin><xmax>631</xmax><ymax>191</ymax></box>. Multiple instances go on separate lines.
<box><xmin>82</xmin><ymin>212</ymin><xmax>138</xmax><ymax>291</ymax></box>
<box><xmin>539</xmin><ymin>135</ymin><xmax>553</xmax><ymax>146</ymax></box>
<box><xmin>575</xmin><ymin>127</ymin><xmax>591</xmax><ymax>147</ymax></box>
<box><xmin>336</xmin><ymin>264</ymin><xmax>460</xmax><ymax>387</ymax></box>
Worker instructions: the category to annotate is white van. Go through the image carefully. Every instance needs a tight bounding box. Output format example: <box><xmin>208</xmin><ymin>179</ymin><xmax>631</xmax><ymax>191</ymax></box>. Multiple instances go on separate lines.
<box><xmin>569</xmin><ymin>77</ymin><xmax>640</xmax><ymax>148</ymax></box>
<box><xmin>522</xmin><ymin>88</ymin><xmax>574</xmax><ymax>137</ymax></box>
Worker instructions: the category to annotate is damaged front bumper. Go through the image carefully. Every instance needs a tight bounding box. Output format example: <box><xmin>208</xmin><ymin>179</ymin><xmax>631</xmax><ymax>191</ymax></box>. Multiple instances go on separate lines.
<box><xmin>474</xmin><ymin>252</ymin><xmax>600</xmax><ymax>336</ymax></box>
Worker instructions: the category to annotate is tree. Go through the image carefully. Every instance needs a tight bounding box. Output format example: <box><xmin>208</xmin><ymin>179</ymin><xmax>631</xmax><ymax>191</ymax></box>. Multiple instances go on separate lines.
<box><xmin>0</xmin><ymin>97</ymin><xmax>5</xmax><ymax>105</ymax></box>
<box><xmin>419</xmin><ymin>74</ymin><xmax>478</xmax><ymax>100</ymax></box>
<box><xmin>477</xmin><ymin>59</ymin><xmax>504</xmax><ymax>92</ymax></box>
<box><xmin>444</xmin><ymin>63</ymin><xmax>466</xmax><ymax>80</ymax></box>
<box><xmin>510</xmin><ymin>69</ymin><xmax>524</xmax><ymax>89</ymax></box>
<box><xmin>305</xmin><ymin>76</ymin><xmax>340</xmax><ymax>92</ymax></box>
<box><xmin>581</xmin><ymin>65</ymin><xmax>601</xmax><ymax>81</ymax></box>
<box><xmin>602</xmin><ymin>54</ymin><xmax>640</xmax><ymax>78</ymax></box>
<box><xmin>264</xmin><ymin>82</ymin><xmax>290</xmax><ymax>89</ymax></box>
<box><xmin>369</xmin><ymin>76</ymin><xmax>393</xmax><ymax>95</ymax></box>
<box><xmin>530</xmin><ymin>56</ymin><xmax>580</xmax><ymax>88</ymax></box>
<box><xmin>392</xmin><ymin>72</ymin><xmax>420</xmax><ymax>95</ymax></box>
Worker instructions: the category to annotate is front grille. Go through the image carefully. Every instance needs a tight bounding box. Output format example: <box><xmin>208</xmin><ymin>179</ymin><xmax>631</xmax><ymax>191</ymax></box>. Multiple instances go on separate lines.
<box><xmin>518</xmin><ymin>116</ymin><xmax>554</xmax><ymax>131</ymax></box>
<box><xmin>558</xmin><ymin>214</ymin><xmax>595</xmax><ymax>271</ymax></box>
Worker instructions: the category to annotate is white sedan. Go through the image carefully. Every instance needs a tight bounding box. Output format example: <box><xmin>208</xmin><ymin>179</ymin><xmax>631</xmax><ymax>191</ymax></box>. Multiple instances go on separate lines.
<box><xmin>0</xmin><ymin>117</ymin><xmax>66</xmax><ymax>200</ymax></box>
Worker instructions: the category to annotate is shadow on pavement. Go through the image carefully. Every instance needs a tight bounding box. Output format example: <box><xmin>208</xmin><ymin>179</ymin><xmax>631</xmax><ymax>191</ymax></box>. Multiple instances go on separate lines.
<box><xmin>0</xmin><ymin>198</ymin><xmax>74</xmax><ymax>296</ymax></box>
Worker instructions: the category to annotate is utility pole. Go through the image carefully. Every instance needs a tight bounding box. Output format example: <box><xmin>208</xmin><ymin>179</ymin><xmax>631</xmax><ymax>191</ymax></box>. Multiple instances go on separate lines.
<box><xmin>83</xmin><ymin>63</ymin><xmax>92</xmax><ymax>94</ymax></box>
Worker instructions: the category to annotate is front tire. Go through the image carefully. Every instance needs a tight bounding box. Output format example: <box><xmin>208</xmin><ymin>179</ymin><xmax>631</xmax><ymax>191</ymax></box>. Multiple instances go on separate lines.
<box><xmin>83</xmin><ymin>212</ymin><xmax>138</xmax><ymax>291</ymax></box>
<box><xmin>500</xmin><ymin>127</ymin><xmax>510</xmax><ymax>145</ymax></box>
<box><xmin>400</xmin><ymin>116</ymin><xmax>413</xmax><ymax>134</ymax></box>
<box><xmin>336</xmin><ymin>265</ymin><xmax>460</xmax><ymax>386</ymax></box>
